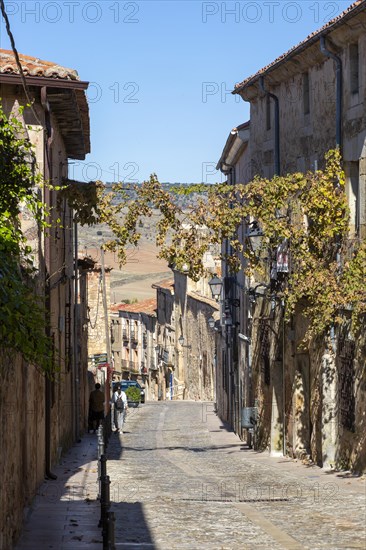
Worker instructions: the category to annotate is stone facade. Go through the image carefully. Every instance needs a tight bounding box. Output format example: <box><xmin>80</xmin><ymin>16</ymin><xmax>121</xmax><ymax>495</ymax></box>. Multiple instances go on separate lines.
<box><xmin>87</xmin><ymin>266</ymin><xmax>112</xmax><ymax>358</ymax></box>
<box><xmin>115</xmin><ymin>272</ymin><xmax>220</xmax><ymax>404</ymax></box>
<box><xmin>110</xmin><ymin>299</ymin><xmax>157</xmax><ymax>396</ymax></box>
<box><xmin>234</xmin><ymin>3</ymin><xmax>366</xmax><ymax>237</ymax></box>
<box><xmin>218</xmin><ymin>2</ymin><xmax>366</xmax><ymax>471</ymax></box>
<box><xmin>0</xmin><ymin>51</ymin><xmax>90</xmax><ymax>547</ymax></box>
<box><xmin>0</xmin><ymin>355</ymin><xmax>45</xmax><ymax>550</ymax></box>
<box><xmin>154</xmin><ymin>280</ymin><xmax>176</xmax><ymax>399</ymax></box>
<box><xmin>174</xmin><ymin>271</ymin><xmax>219</xmax><ymax>401</ymax></box>
<box><xmin>216</xmin><ymin>122</ymin><xmax>253</xmax><ymax>435</ymax></box>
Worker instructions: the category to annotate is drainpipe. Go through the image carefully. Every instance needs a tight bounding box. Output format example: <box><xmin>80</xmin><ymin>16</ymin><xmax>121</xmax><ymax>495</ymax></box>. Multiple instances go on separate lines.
<box><xmin>320</xmin><ymin>35</ymin><xmax>342</xmax><ymax>151</ymax></box>
<box><xmin>41</xmin><ymin>86</ymin><xmax>57</xmax><ymax>480</ymax></box>
<box><xmin>219</xmin><ymin>162</ymin><xmax>239</xmax><ymax>431</ymax></box>
<box><xmin>226</xmin><ymin>166</ymin><xmax>235</xmax><ymax>427</ymax></box>
<box><xmin>282</xmin><ymin>301</ymin><xmax>286</xmax><ymax>456</ymax></box>
<box><xmin>74</xmin><ymin>218</ymin><xmax>80</xmax><ymax>441</ymax></box>
<box><xmin>218</xmin><ymin>162</ymin><xmax>235</xmax><ymax>274</ymax></box>
<box><xmin>320</xmin><ymin>35</ymin><xmax>343</xmax><ymax>360</ymax></box>
<box><xmin>222</xmin><ymin>164</ymin><xmax>234</xmax><ymax>426</ymax></box>
<box><xmin>259</xmin><ymin>77</ymin><xmax>283</xmax><ymax>454</ymax></box>
<box><xmin>259</xmin><ymin>76</ymin><xmax>280</xmax><ymax>176</ymax></box>
<box><xmin>227</xmin><ymin>165</ymin><xmax>235</xmax><ymax>271</ymax></box>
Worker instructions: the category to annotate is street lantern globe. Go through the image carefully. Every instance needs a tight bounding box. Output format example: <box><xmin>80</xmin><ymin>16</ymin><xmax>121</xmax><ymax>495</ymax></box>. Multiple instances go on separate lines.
<box><xmin>178</xmin><ymin>335</ymin><xmax>184</xmax><ymax>346</ymax></box>
<box><xmin>208</xmin><ymin>316</ymin><xmax>215</xmax><ymax>329</ymax></box>
<box><xmin>208</xmin><ymin>274</ymin><xmax>223</xmax><ymax>301</ymax></box>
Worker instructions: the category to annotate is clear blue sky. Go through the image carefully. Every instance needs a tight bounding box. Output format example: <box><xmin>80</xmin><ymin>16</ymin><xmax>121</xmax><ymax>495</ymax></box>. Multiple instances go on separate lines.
<box><xmin>1</xmin><ymin>0</ymin><xmax>351</xmax><ymax>183</ymax></box>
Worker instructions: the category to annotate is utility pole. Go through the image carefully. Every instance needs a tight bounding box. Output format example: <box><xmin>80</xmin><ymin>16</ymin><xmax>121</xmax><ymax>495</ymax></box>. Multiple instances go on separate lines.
<box><xmin>99</xmin><ymin>240</ymin><xmax>112</xmax><ymax>370</ymax></box>
<box><xmin>98</xmin><ymin>234</ymin><xmax>112</xmax><ymax>416</ymax></box>
<box><xmin>97</xmin><ymin>232</ymin><xmax>112</xmax><ymax>371</ymax></box>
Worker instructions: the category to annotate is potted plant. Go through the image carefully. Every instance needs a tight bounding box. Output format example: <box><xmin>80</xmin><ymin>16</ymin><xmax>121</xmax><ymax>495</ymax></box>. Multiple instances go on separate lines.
<box><xmin>125</xmin><ymin>386</ymin><xmax>141</xmax><ymax>408</ymax></box>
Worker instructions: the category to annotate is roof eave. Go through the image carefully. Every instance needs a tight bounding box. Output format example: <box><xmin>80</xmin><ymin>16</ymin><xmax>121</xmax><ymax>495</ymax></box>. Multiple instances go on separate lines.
<box><xmin>233</xmin><ymin>0</ymin><xmax>366</xmax><ymax>97</ymax></box>
<box><xmin>0</xmin><ymin>72</ymin><xmax>88</xmax><ymax>90</ymax></box>
<box><xmin>217</xmin><ymin>123</ymin><xmax>250</xmax><ymax>172</ymax></box>
<box><xmin>0</xmin><ymin>74</ymin><xmax>90</xmax><ymax>159</ymax></box>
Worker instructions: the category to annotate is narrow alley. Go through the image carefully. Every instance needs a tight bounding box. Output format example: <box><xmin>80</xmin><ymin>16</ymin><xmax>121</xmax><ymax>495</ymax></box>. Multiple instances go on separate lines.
<box><xmin>2</xmin><ymin>2</ymin><xmax>366</xmax><ymax>549</ymax></box>
<box><xmin>106</xmin><ymin>402</ymin><xmax>365</xmax><ymax>549</ymax></box>
<box><xmin>14</xmin><ymin>401</ymin><xmax>366</xmax><ymax>549</ymax></box>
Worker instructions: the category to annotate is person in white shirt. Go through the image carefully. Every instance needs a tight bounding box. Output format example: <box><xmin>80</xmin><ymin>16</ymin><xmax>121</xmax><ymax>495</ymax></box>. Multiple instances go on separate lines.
<box><xmin>111</xmin><ymin>384</ymin><xmax>128</xmax><ymax>434</ymax></box>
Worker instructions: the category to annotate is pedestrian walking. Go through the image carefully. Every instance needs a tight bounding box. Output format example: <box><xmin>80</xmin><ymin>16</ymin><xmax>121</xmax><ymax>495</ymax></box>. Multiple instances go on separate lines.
<box><xmin>112</xmin><ymin>384</ymin><xmax>128</xmax><ymax>434</ymax></box>
<box><xmin>89</xmin><ymin>383</ymin><xmax>105</xmax><ymax>433</ymax></box>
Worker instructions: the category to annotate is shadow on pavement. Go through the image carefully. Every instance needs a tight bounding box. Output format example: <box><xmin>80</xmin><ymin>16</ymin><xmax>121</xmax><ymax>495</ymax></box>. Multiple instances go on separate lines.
<box><xmin>113</xmin><ymin>443</ymin><xmax>244</xmax><ymax>454</ymax></box>
<box><xmin>15</xmin><ymin>434</ymin><xmax>103</xmax><ymax>549</ymax></box>
<box><xmin>104</xmin><ymin>428</ymin><xmax>156</xmax><ymax>547</ymax></box>
<box><xmin>111</xmin><ymin>501</ymin><xmax>156</xmax><ymax>549</ymax></box>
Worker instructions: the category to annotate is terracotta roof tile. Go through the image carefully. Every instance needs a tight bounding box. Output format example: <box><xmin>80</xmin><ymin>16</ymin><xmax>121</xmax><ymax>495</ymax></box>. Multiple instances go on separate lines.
<box><xmin>0</xmin><ymin>49</ymin><xmax>90</xmax><ymax>159</ymax></box>
<box><xmin>234</xmin><ymin>0</ymin><xmax>366</xmax><ymax>93</ymax></box>
<box><xmin>0</xmin><ymin>49</ymin><xmax>79</xmax><ymax>80</ymax></box>
<box><xmin>152</xmin><ymin>279</ymin><xmax>174</xmax><ymax>290</ymax></box>
<box><xmin>112</xmin><ymin>298</ymin><xmax>157</xmax><ymax>315</ymax></box>
<box><xmin>188</xmin><ymin>290</ymin><xmax>220</xmax><ymax>309</ymax></box>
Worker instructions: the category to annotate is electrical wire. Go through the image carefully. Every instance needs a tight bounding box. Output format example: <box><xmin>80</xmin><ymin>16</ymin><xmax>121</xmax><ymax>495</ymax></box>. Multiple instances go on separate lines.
<box><xmin>0</xmin><ymin>0</ymin><xmax>43</xmax><ymax>126</ymax></box>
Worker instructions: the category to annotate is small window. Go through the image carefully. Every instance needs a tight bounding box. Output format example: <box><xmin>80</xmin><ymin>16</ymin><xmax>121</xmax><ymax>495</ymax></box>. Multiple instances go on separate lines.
<box><xmin>266</xmin><ymin>95</ymin><xmax>271</xmax><ymax>131</ymax></box>
<box><xmin>303</xmin><ymin>72</ymin><xmax>310</xmax><ymax>115</ymax></box>
<box><xmin>350</xmin><ymin>43</ymin><xmax>359</xmax><ymax>94</ymax></box>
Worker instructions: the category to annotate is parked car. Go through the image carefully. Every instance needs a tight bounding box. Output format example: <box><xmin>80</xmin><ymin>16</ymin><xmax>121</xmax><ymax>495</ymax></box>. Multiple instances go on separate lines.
<box><xmin>112</xmin><ymin>380</ymin><xmax>145</xmax><ymax>403</ymax></box>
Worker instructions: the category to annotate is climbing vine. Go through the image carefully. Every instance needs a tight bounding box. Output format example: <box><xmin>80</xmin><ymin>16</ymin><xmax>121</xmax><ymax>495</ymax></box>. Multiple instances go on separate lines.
<box><xmin>0</xmin><ymin>104</ymin><xmax>54</xmax><ymax>374</ymax></box>
<box><xmin>4</xmin><ymin>100</ymin><xmax>362</xmax><ymax>360</ymax></box>
<box><xmin>62</xmin><ymin>149</ymin><xmax>365</xmax><ymax>342</ymax></box>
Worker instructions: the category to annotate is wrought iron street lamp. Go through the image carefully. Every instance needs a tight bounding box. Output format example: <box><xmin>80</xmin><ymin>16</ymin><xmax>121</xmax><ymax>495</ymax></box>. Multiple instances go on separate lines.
<box><xmin>248</xmin><ymin>283</ymin><xmax>270</xmax><ymax>299</ymax></box>
<box><xmin>178</xmin><ymin>335</ymin><xmax>192</xmax><ymax>349</ymax></box>
<box><xmin>208</xmin><ymin>316</ymin><xmax>216</xmax><ymax>329</ymax></box>
<box><xmin>208</xmin><ymin>274</ymin><xmax>223</xmax><ymax>302</ymax></box>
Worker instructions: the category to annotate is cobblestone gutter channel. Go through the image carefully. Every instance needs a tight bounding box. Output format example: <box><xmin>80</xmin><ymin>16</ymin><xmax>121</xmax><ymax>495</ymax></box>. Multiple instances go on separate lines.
<box><xmin>106</xmin><ymin>401</ymin><xmax>366</xmax><ymax>550</ymax></box>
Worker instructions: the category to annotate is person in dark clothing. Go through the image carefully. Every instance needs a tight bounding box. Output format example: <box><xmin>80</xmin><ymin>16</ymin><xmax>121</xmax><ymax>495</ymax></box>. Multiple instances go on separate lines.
<box><xmin>89</xmin><ymin>383</ymin><xmax>105</xmax><ymax>433</ymax></box>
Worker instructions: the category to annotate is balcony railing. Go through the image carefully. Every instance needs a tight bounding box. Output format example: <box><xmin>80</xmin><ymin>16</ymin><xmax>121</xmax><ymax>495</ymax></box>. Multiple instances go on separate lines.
<box><xmin>129</xmin><ymin>360</ymin><xmax>138</xmax><ymax>371</ymax></box>
<box><xmin>121</xmin><ymin>359</ymin><xmax>129</xmax><ymax>371</ymax></box>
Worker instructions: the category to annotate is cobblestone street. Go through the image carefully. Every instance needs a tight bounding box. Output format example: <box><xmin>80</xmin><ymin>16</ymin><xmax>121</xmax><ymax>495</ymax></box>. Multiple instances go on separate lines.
<box><xmin>107</xmin><ymin>401</ymin><xmax>366</xmax><ymax>550</ymax></box>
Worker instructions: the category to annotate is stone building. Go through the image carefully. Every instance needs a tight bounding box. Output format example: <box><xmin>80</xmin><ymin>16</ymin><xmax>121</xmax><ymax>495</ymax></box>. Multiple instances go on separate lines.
<box><xmin>216</xmin><ymin>122</ymin><xmax>251</xmax><ymax>434</ymax></box>
<box><xmin>0</xmin><ymin>50</ymin><xmax>91</xmax><ymax>546</ymax></box>
<box><xmin>87</xmin><ymin>264</ymin><xmax>112</xmax><ymax>358</ymax></box>
<box><xmin>110</xmin><ymin>298</ymin><xmax>157</xmax><ymax>397</ymax></box>
<box><xmin>111</xmin><ymin>270</ymin><xmax>220</xmax><ymax>403</ymax></box>
<box><xmin>233</xmin><ymin>1</ymin><xmax>366</xmax><ymax>236</ymax></box>
<box><xmin>219</xmin><ymin>0</ymin><xmax>366</xmax><ymax>470</ymax></box>
<box><xmin>173</xmin><ymin>270</ymin><xmax>219</xmax><ymax>402</ymax></box>
<box><xmin>154</xmin><ymin>279</ymin><xmax>176</xmax><ymax>399</ymax></box>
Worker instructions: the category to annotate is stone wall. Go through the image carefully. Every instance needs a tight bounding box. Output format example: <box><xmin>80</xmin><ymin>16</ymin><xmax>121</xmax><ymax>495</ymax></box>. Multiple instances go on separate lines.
<box><xmin>173</xmin><ymin>270</ymin><xmax>219</xmax><ymax>402</ymax></box>
<box><xmin>0</xmin><ymin>86</ymin><xmax>90</xmax><ymax>547</ymax></box>
<box><xmin>0</xmin><ymin>355</ymin><xmax>45</xmax><ymax>549</ymax></box>
<box><xmin>250</xmin><ymin>303</ymin><xmax>366</xmax><ymax>472</ymax></box>
<box><xmin>79</xmin><ymin>268</ymin><xmax>92</xmax><ymax>433</ymax></box>
<box><xmin>87</xmin><ymin>268</ymin><xmax>111</xmax><ymax>358</ymax></box>
<box><xmin>234</xmin><ymin>11</ymin><xmax>366</xmax><ymax>471</ymax></box>
<box><xmin>242</xmin><ymin>22</ymin><xmax>366</xmax><ymax>239</ymax></box>
<box><xmin>184</xmin><ymin>298</ymin><xmax>215</xmax><ymax>401</ymax></box>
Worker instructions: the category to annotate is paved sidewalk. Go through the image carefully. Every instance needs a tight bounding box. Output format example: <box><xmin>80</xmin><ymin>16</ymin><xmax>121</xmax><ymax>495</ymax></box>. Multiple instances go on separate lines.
<box><xmin>15</xmin><ymin>434</ymin><xmax>102</xmax><ymax>550</ymax></box>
